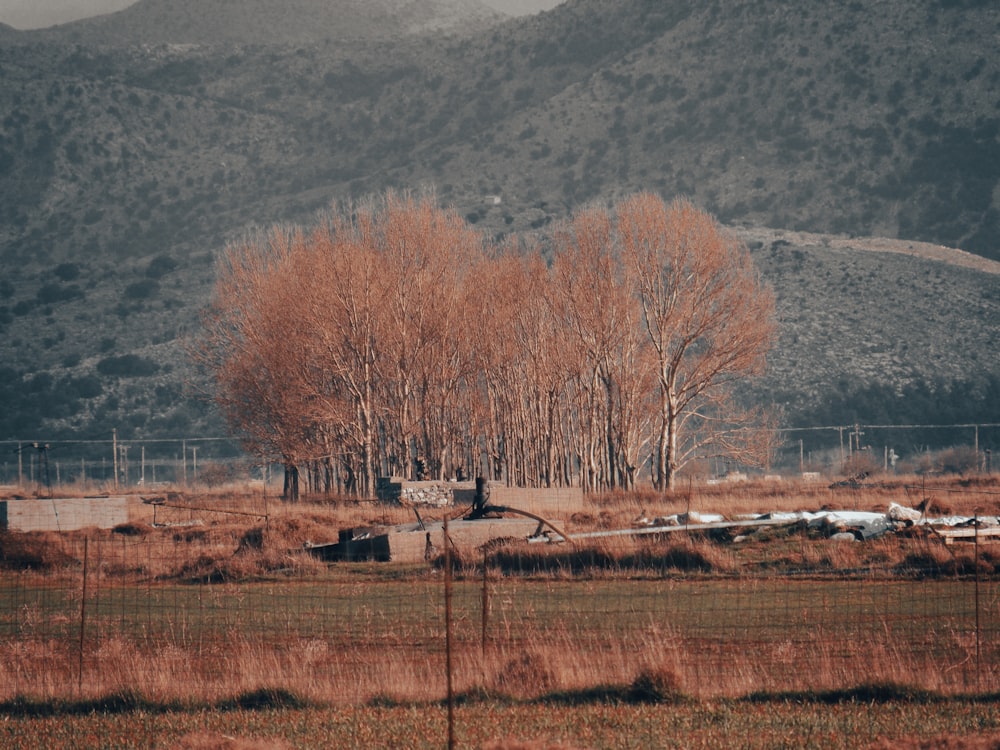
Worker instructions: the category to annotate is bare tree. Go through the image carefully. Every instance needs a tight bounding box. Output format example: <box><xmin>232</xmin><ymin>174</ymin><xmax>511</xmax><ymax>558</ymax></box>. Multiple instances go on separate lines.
<box><xmin>617</xmin><ymin>194</ymin><xmax>777</xmax><ymax>490</ymax></box>
<box><xmin>196</xmin><ymin>189</ymin><xmax>775</xmax><ymax>499</ymax></box>
<box><xmin>301</xmin><ymin>212</ymin><xmax>387</xmax><ymax>498</ymax></box>
<box><xmin>195</xmin><ymin>226</ymin><xmax>322</xmax><ymax>500</ymax></box>
<box><xmin>374</xmin><ymin>191</ymin><xmax>482</xmax><ymax>481</ymax></box>
<box><xmin>549</xmin><ymin>206</ymin><xmax>653</xmax><ymax>491</ymax></box>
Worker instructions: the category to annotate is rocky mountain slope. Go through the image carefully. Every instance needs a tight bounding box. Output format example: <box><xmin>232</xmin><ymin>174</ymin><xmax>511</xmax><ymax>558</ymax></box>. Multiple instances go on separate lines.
<box><xmin>0</xmin><ymin>0</ymin><xmax>998</xmax><ymax>442</ymax></box>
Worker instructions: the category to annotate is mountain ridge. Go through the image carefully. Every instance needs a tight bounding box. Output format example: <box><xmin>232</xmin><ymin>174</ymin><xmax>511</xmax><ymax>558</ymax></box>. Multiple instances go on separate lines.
<box><xmin>24</xmin><ymin>0</ymin><xmax>503</xmax><ymax>45</ymax></box>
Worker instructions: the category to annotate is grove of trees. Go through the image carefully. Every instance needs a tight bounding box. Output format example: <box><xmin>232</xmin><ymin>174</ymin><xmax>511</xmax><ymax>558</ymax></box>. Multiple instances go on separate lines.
<box><xmin>195</xmin><ymin>190</ymin><xmax>776</xmax><ymax>499</ymax></box>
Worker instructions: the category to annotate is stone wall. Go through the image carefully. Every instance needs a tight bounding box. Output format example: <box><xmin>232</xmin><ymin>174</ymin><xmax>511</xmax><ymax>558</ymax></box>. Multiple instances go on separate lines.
<box><xmin>376</xmin><ymin>477</ymin><xmax>476</xmax><ymax>507</ymax></box>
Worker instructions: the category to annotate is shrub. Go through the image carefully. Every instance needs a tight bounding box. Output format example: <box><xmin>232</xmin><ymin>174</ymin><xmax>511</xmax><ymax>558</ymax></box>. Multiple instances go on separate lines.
<box><xmin>145</xmin><ymin>254</ymin><xmax>178</xmax><ymax>278</ymax></box>
<box><xmin>937</xmin><ymin>446</ymin><xmax>980</xmax><ymax>475</ymax></box>
<box><xmin>96</xmin><ymin>354</ymin><xmax>160</xmax><ymax>377</ymax></box>
<box><xmin>0</xmin><ymin>531</ymin><xmax>77</xmax><ymax>570</ymax></box>
<box><xmin>53</xmin><ymin>262</ymin><xmax>80</xmax><ymax>281</ymax></box>
<box><xmin>221</xmin><ymin>687</ymin><xmax>309</xmax><ymax>711</ymax></box>
<box><xmin>124</xmin><ymin>279</ymin><xmax>160</xmax><ymax>300</ymax></box>
<box><xmin>35</xmin><ymin>283</ymin><xmax>84</xmax><ymax>305</ymax></box>
<box><xmin>628</xmin><ymin>663</ymin><xmax>684</xmax><ymax>703</ymax></box>
<box><xmin>67</xmin><ymin>374</ymin><xmax>102</xmax><ymax>399</ymax></box>
<box><xmin>491</xmin><ymin>651</ymin><xmax>558</xmax><ymax>697</ymax></box>
<box><xmin>112</xmin><ymin>522</ymin><xmax>153</xmax><ymax>537</ymax></box>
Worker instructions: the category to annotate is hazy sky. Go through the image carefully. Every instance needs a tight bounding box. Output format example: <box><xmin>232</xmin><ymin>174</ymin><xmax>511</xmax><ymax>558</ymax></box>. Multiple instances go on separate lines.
<box><xmin>0</xmin><ymin>0</ymin><xmax>564</xmax><ymax>30</ymax></box>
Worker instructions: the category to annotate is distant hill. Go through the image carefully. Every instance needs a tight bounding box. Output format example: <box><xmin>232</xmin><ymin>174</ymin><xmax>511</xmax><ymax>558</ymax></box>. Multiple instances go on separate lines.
<box><xmin>30</xmin><ymin>0</ymin><xmax>502</xmax><ymax>44</ymax></box>
<box><xmin>0</xmin><ymin>0</ymin><xmax>998</xmax><ymax>442</ymax></box>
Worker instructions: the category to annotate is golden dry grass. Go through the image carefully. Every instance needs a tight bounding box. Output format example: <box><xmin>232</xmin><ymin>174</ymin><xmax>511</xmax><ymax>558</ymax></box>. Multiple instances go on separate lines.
<box><xmin>4</xmin><ymin>474</ymin><xmax>1000</xmax><ymax>583</ymax></box>
<box><xmin>3</xmin><ymin>592</ymin><xmax>991</xmax><ymax>706</ymax></box>
<box><xmin>177</xmin><ymin>734</ymin><xmax>292</xmax><ymax>750</ymax></box>
<box><xmin>869</xmin><ymin>735</ymin><xmax>1000</xmax><ymax>750</ymax></box>
<box><xmin>2</xmin><ymin>475</ymin><xmax>1000</xmax><ymax>708</ymax></box>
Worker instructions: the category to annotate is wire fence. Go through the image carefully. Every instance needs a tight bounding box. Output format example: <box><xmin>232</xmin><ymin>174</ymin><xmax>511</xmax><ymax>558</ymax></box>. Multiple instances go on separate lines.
<box><xmin>1</xmin><ymin>422</ymin><xmax>998</xmax><ymax>491</ymax></box>
<box><xmin>0</xmin><ymin>437</ymin><xmax>256</xmax><ymax>490</ymax></box>
<box><xmin>2</xmin><ymin>532</ymin><xmax>998</xmax><ymax>704</ymax></box>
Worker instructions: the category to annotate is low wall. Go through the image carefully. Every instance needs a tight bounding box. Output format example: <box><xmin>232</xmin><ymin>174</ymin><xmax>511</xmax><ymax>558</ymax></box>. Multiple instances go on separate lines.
<box><xmin>376</xmin><ymin>477</ymin><xmax>476</xmax><ymax>507</ymax></box>
<box><xmin>0</xmin><ymin>496</ymin><xmax>129</xmax><ymax>532</ymax></box>
<box><xmin>453</xmin><ymin>483</ymin><xmax>584</xmax><ymax>518</ymax></box>
<box><xmin>376</xmin><ymin>477</ymin><xmax>584</xmax><ymax>516</ymax></box>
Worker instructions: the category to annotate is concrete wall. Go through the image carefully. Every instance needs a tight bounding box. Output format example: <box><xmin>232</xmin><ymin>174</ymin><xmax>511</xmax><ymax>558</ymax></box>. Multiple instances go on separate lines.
<box><xmin>387</xmin><ymin>518</ymin><xmax>542</xmax><ymax>564</ymax></box>
<box><xmin>453</xmin><ymin>483</ymin><xmax>584</xmax><ymax>519</ymax></box>
<box><xmin>0</xmin><ymin>496</ymin><xmax>129</xmax><ymax>532</ymax></box>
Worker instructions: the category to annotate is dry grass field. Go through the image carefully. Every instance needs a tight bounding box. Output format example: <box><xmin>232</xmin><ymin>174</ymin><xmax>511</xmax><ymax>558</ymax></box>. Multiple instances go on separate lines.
<box><xmin>3</xmin><ymin>475</ymin><xmax>1000</xmax><ymax>748</ymax></box>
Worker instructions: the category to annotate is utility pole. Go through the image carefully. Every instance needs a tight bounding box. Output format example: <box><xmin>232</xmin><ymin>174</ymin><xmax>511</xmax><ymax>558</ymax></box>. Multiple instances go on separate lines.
<box><xmin>113</xmin><ymin>429</ymin><xmax>119</xmax><ymax>490</ymax></box>
<box><xmin>192</xmin><ymin>446</ymin><xmax>198</xmax><ymax>485</ymax></box>
<box><xmin>852</xmin><ymin>424</ymin><xmax>864</xmax><ymax>454</ymax></box>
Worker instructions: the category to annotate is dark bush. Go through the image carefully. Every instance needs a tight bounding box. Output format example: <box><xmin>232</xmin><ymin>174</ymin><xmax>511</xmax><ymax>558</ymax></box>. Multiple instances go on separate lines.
<box><xmin>53</xmin><ymin>262</ymin><xmax>80</xmax><ymax>281</ymax></box>
<box><xmin>96</xmin><ymin>354</ymin><xmax>160</xmax><ymax>377</ymax></box>
<box><xmin>67</xmin><ymin>374</ymin><xmax>103</xmax><ymax>399</ymax></box>
<box><xmin>628</xmin><ymin>664</ymin><xmax>684</xmax><ymax>703</ymax></box>
<box><xmin>124</xmin><ymin>279</ymin><xmax>159</xmax><ymax>300</ymax></box>
<box><xmin>145</xmin><ymin>254</ymin><xmax>178</xmax><ymax>278</ymax></box>
<box><xmin>35</xmin><ymin>283</ymin><xmax>84</xmax><ymax>305</ymax></box>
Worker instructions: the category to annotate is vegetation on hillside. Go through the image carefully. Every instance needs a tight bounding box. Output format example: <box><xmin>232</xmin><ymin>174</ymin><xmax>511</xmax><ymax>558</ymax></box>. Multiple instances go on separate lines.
<box><xmin>0</xmin><ymin>0</ymin><xmax>997</xmax><ymax>440</ymax></box>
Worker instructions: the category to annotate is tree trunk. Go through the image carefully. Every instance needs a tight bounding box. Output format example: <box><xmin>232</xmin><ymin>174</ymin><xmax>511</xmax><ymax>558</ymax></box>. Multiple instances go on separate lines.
<box><xmin>604</xmin><ymin>372</ymin><xmax>617</xmax><ymax>490</ymax></box>
<box><xmin>663</xmin><ymin>395</ymin><xmax>678</xmax><ymax>491</ymax></box>
<box><xmin>282</xmin><ymin>461</ymin><xmax>299</xmax><ymax>502</ymax></box>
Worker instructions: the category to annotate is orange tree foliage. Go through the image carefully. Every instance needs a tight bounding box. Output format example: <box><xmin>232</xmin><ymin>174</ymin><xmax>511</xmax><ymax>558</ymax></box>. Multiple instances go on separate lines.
<box><xmin>617</xmin><ymin>194</ymin><xmax>777</xmax><ymax>489</ymax></box>
<box><xmin>195</xmin><ymin>191</ymin><xmax>775</xmax><ymax>498</ymax></box>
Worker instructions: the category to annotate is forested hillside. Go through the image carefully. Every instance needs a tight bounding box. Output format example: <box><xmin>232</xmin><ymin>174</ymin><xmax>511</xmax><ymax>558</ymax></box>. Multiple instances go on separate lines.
<box><xmin>0</xmin><ymin>0</ymin><xmax>997</xmax><ymax>447</ymax></box>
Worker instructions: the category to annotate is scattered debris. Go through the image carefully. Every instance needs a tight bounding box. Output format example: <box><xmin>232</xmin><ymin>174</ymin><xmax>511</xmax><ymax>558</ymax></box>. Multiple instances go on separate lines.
<box><xmin>302</xmin><ymin>494</ymin><xmax>1000</xmax><ymax>566</ymax></box>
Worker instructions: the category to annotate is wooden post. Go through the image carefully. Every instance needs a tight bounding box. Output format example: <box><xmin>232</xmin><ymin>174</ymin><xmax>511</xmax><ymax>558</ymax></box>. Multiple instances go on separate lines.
<box><xmin>78</xmin><ymin>536</ymin><xmax>88</xmax><ymax>695</ymax></box>
<box><xmin>444</xmin><ymin>514</ymin><xmax>455</xmax><ymax>749</ymax></box>
<box><xmin>975</xmin><ymin>510</ymin><xmax>981</xmax><ymax>691</ymax></box>
<box><xmin>481</xmin><ymin>548</ymin><xmax>489</xmax><ymax>659</ymax></box>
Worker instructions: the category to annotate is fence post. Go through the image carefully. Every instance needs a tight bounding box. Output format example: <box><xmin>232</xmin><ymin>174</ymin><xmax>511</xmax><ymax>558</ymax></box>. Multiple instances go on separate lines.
<box><xmin>481</xmin><ymin>549</ymin><xmax>490</xmax><ymax>660</ymax></box>
<box><xmin>975</xmin><ymin>511</ymin><xmax>981</xmax><ymax>691</ymax></box>
<box><xmin>78</xmin><ymin>536</ymin><xmax>88</xmax><ymax>696</ymax></box>
<box><xmin>444</xmin><ymin>515</ymin><xmax>455</xmax><ymax>750</ymax></box>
